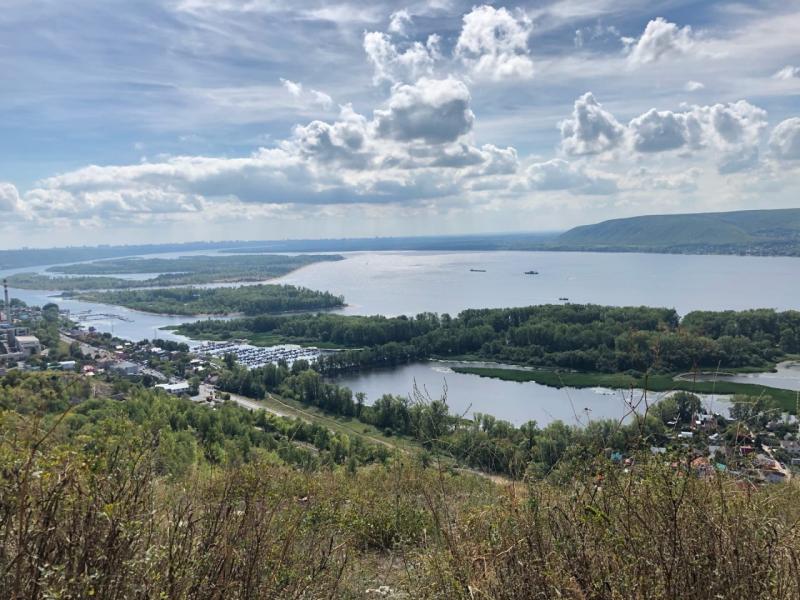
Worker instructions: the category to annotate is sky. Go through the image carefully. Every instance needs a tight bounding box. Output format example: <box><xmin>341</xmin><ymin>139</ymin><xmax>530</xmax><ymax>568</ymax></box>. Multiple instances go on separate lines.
<box><xmin>1</xmin><ymin>0</ymin><xmax>799</xmax><ymax>248</ymax></box>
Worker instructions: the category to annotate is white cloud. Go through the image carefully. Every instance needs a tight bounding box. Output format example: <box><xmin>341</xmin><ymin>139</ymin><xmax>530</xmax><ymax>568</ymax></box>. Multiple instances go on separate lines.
<box><xmin>559</xmin><ymin>92</ymin><xmax>625</xmax><ymax>156</ymax></box>
<box><xmin>573</xmin><ymin>22</ymin><xmax>620</xmax><ymax>49</ymax></box>
<box><xmin>280</xmin><ymin>78</ymin><xmax>303</xmax><ymax>97</ymax></box>
<box><xmin>772</xmin><ymin>65</ymin><xmax>800</xmax><ymax>80</ymax></box>
<box><xmin>0</xmin><ymin>182</ymin><xmax>21</xmax><ymax>214</ymax></box>
<box><xmin>628</xmin><ymin>109</ymin><xmax>692</xmax><ymax>153</ymax></box>
<box><xmin>627</xmin><ymin>167</ymin><xmax>701</xmax><ymax>193</ymax></box>
<box><xmin>388</xmin><ymin>9</ymin><xmax>412</xmax><ymax>36</ymax></box>
<box><xmin>374</xmin><ymin>77</ymin><xmax>474</xmax><ymax>144</ymax></box>
<box><xmin>455</xmin><ymin>5</ymin><xmax>534</xmax><ymax>81</ymax></box>
<box><xmin>626</xmin><ymin>18</ymin><xmax>694</xmax><ymax>66</ymax></box>
<box><xmin>310</xmin><ymin>90</ymin><xmax>333</xmax><ymax>110</ymax></box>
<box><xmin>280</xmin><ymin>78</ymin><xmax>333</xmax><ymax>109</ymax></box>
<box><xmin>769</xmin><ymin>118</ymin><xmax>800</xmax><ymax>160</ymax></box>
<box><xmin>684</xmin><ymin>80</ymin><xmax>704</xmax><ymax>91</ymax></box>
<box><xmin>626</xmin><ymin>100</ymin><xmax>767</xmax><ymax>172</ymax></box>
<box><xmin>16</xmin><ymin>76</ymin><xmax>521</xmax><ymax>225</ymax></box>
<box><xmin>431</xmin><ymin>143</ymin><xmax>518</xmax><ymax>176</ymax></box>
<box><xmin>363</xmin><ymin>31</ymin><xmax>438</xmax><ymax>84</ymax></box>
<box><xmin>526</xmin><ymin>159</ymin><xmax>617</xmax><ymax>195</ymax></box>
<box><xmin>289</xmin><ymin>104</ymin><xmax>371</xmax><ymax>168</ymax></box>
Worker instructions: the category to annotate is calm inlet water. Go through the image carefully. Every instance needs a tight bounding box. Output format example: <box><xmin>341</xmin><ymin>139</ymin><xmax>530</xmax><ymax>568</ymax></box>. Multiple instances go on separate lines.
<box><xmin>334</xmin><ymin>362</ymin><xmax>732</xmax><ymax>427</ymax></box>
<box><xmin>691</xmin><ymin>361</ymin><xmax>800</xmax><ymax>392</ymax></box>
<box><xmin>5</xmin><ymin>287</ymin><xmax>215</xmax><ymax>345</ymax></box>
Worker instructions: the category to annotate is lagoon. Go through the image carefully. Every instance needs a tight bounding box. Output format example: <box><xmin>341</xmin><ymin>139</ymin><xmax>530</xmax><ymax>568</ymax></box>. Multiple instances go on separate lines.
<box><xmin>334</xmin><ymin>361</ymin><xmax>732</xmax><ymax>427</ymax></box>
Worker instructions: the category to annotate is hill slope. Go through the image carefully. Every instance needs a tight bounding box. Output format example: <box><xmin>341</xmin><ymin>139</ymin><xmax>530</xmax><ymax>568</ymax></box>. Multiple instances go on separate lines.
<box><xmin>555</xmin><ymin>208</ymin><xmax>800</xmax><ymax>255</ymax></box>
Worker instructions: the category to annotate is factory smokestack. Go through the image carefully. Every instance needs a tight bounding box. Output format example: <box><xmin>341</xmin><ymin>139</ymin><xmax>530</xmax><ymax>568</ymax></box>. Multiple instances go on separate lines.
<box><xmin>3</xmin><ymin>278</ymin><xmax>8</xmax><ymax>323</ymax></box>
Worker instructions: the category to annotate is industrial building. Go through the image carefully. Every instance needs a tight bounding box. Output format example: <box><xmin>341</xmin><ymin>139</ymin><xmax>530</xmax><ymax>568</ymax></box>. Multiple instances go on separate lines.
<box><xmin>110</xmin><ymin>361</ymin><xmax>141</xmax><ymax>376</ymax></box>
<box><xmin>1</xmin><ymin>278</ymin><xmax>42</xmax><ymax>363</ymax></box>
<box><xmin>155</xmin><ymin>381</ymin><xmax>191</xmax><ymax>395</ymax></box>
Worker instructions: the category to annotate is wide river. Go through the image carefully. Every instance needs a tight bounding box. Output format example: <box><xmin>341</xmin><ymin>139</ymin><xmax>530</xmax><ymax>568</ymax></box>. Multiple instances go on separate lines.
<box><xmin>5</xmin><ymin>250</ymin><xmax>799</xmax><ymax>424</ymax></box>
<box><xmin>271</xmin><ymin>250</ymin><xmax>800</xmax><ymax>316</ymax></box>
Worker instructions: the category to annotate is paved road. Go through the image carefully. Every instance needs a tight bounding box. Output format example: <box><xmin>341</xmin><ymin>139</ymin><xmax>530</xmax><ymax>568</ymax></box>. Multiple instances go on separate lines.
<box><xmin>195</xmin><ymin>383</ymin><xmax>291</xmax><ymax>417</ymax></box>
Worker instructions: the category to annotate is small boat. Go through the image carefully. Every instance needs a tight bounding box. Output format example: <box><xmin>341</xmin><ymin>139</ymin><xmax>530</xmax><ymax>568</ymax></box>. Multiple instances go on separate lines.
<box><xmin>470</xmin><ymin>268</ymin><xmax>487</xmax><ymax>272</ymax></box>
<box><xmin>524</xmin><ymin>270</ymin><xmax>539</xmax><ymax>275</ymax></box>
<box><xmin>558</xmin><ymin>297</ymin><xmax>569</xmax><ymax>301</ymax></box>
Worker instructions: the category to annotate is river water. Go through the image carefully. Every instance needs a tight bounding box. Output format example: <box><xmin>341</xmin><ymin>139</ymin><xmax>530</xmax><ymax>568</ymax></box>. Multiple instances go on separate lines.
<box><xmin>4</xmin><ymin>249</ymin><xmax>800</xmax><ymax>424</ymax></box>
<box><xmin>6</xmin><ymin>250</ymin><xmax>800</xmax><ymax>340</ymax></box>
<box><xmin>274</xmin><ymin>251</ymin><xmax>800</xmax><ymax>316</ymax></box>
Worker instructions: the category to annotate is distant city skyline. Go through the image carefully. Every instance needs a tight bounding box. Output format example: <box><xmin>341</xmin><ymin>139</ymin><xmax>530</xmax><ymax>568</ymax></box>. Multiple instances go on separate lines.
<box><xmin>1</xmin><ymin>0</ymin><xmax>799</xmax><ymax>249</ymax></box>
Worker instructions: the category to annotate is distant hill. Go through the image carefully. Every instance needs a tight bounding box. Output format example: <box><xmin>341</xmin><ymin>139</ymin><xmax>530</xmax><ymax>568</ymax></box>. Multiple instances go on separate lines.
<box><xmin>554</xmin><ymin>208</ymin><xmax>800</xmax><ymax>256</ymax></box>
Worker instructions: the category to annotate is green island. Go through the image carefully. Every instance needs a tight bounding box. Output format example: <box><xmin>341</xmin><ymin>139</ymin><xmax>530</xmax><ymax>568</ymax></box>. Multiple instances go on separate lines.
<box><xmin>7</xmin><ymin>253</ymin><xmax>343</xmax><ymax>290</ymax></box>
<box><xmin>76</xmin><ymin>284</ymin><xmax>345</xmax><ymax>316</ymax></box>
<box><xmin>175</xmin><ymin>304</ymin><xmax>800</xmax><ymax>405</ymax></box>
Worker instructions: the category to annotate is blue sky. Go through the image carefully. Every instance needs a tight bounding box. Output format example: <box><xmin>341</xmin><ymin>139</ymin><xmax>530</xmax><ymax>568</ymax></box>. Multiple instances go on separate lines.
<box><xmin>1</xmin><ymin>0</ymin><xmax>799</xmax><ymax>248</ymax></box>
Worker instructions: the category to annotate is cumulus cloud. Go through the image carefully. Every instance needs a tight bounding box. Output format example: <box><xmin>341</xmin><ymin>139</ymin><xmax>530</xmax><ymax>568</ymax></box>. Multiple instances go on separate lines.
<box><xmin>16</xmin><ymin>75</ymin><xmax>522</xmax><ymax>225</ymax></box>
<box><xmin>684</xmin><ymin>80</ymin><xmax>705</xmax><ymax>91</ymax></box>
<box><xmin>626</xmin><ymin>18</ymin><xmax>694</xmax><ymax>66</ymax></box>
<box><xmin>374</xmin><ymin>77</ymin><xmax>474</xmax><ymax>144</ymax></box>
<box><xmin>0</xmin><ymin>182</ymin><xmax>21</xmax><ymax>214</ymax></box>
<box><xmin>455</xmin><ymin>5</ymin><xmax>533</xmax><ymax>81</ymax></box>
<box><xmin>280</xmin><ymin>78</ymin><xmax>333</xmax><ymax>109</ymax></box>
<box><xmin>559</xmin><ymin>92</ymin><xmax>625</xmax><ymax>156</ymax></box>
<box><xmin>289</xmin><ymin>104</ymin><xmax>371</xmax><ymax>168</ymax></box>
<box><xmin>629</xmin><ymin>167</ymin><xmax>701</xmax><ymax>193</ymax></box>
<box><xmin>773</xmin><ymin>65</ymin><xmax>800</xmax><ymax>80</ymax></box>
<box><xmin>280</xmin><ymin>78</ymin><xmax>303</xmax><ymax>97</ymax></box>
<box><xmin>628</xmin><ymin>109</ymin><xmax>692</xmax><ymax>153</ymax></box>
<box><xmin>363</xmin><ymin>31</ymin><xmax>439</xmax><ymax>84</ymax></box>
<box><xmin>388</xmin><ymin>9</ymin><xmax>412</xmax><ymax>36</ymax></box>
<box><xmin>526</xmin><ymin>159</ymin><xmax>617</xmax><ymax>195</ymax></box>
<box><xmin>431</xmin><ymin>143</ymin><xmax>518</xmax><ymax>176</ymax></box>
<box><xmin>769</xmin><ymin>118</ymin><xmax>800</xmax><ymax>160</ymax></box>
<box><xmin>627</xmin><ymin>100</ymin><xmax>767</xmax><ymax>172</ymax></box>
<box><xmin>559</xmin><ymin>92</ymin><xmax>768</xmax><ymax>173</ymax></box>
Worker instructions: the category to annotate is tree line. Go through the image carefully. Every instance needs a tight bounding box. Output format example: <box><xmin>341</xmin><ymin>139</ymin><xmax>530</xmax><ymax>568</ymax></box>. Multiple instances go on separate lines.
<box><xmin>215</xmin><ymin>358</ymin><xmax>731</xmax><ymax>477</ymax></box>
<box><xmin>180</xmin><ymin>304</ymin><xmax>800</xmax><ymax>374</ymax></box>
<box><xmin>79</xmin><ymin>284</ymin><xmax>345</xmax><ymax>316</ymax></box>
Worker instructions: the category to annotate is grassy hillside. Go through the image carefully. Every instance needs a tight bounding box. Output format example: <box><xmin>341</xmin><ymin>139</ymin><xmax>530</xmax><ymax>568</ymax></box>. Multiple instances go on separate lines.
<box><xmin>555</xmin><ymin>208</ymin><xmax>800</xmax><ymax>255</ymax></box>
<box><xmin>4</xmin><ymin>372</ymin><xmax>800</xmax><ymax>599</ymax></box>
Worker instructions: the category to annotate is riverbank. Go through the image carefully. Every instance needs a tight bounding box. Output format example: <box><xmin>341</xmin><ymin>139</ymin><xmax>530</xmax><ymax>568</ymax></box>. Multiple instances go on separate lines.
<box><xmin>452</xmin><ymin>366</ymin><xmax>800</xmax><ymax>412</ymax></box>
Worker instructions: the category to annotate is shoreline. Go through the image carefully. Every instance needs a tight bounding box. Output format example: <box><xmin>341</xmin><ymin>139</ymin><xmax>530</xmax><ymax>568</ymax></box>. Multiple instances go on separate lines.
<box><xmin>450</xmin><ymin>365</ymin><xmax>800</xmax><ymax>411</ymax></box>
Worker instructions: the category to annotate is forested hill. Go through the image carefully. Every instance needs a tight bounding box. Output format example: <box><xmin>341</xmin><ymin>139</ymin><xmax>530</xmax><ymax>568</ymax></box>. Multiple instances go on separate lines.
<box><xmin>553</xmin><ymin>208</ymin><xmax>800</xmax><ymax>256</ymax></box>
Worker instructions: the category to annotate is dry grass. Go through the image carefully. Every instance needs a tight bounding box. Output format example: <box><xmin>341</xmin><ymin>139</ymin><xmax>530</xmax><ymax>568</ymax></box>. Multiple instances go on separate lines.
<box><xmin>2</xmin><ymin>412</ymin><xmax>800</xmax><ymax>599</ymax></box>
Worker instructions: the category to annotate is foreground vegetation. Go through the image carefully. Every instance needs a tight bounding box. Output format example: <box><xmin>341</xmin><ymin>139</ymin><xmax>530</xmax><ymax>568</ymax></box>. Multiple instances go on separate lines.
<box><xmin>2</xmin><ymin>372</ymin><xmax>800</xmax><ymax>598</ymax></box>
<box><xmin>77</xmin><ymin>284</ymin><xmax>345</xmax><ymax>315</ymax></box>
<box><xmin>8</xmin><ymin>253</ymin><xmax>343</xmax><ymax>290</ymax></box>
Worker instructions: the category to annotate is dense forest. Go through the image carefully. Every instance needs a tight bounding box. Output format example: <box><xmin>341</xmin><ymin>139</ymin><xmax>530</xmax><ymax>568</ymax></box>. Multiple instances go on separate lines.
<box><xmin>178</xmin><ymin>304</ymin><xmax>800</xmax><ymax>374</ymax></box>
<box><xmin>78</xmin><ymin>284</ymin><xmax>345</xmax><ymax>315</ymax></box>
<box><xmin>3</xmin><ymin>372</ymin><xmax>799</xmax><ymax>598</ymax></box>
<box><xmin>0</xmin><ymin>371</ymin><xmax>389</xmax><ymax>474</ymax></box>
<box><xmin>7</xmin><ymin>253</ymin><xmax>343</xmax><ymax>290</ymax></box>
